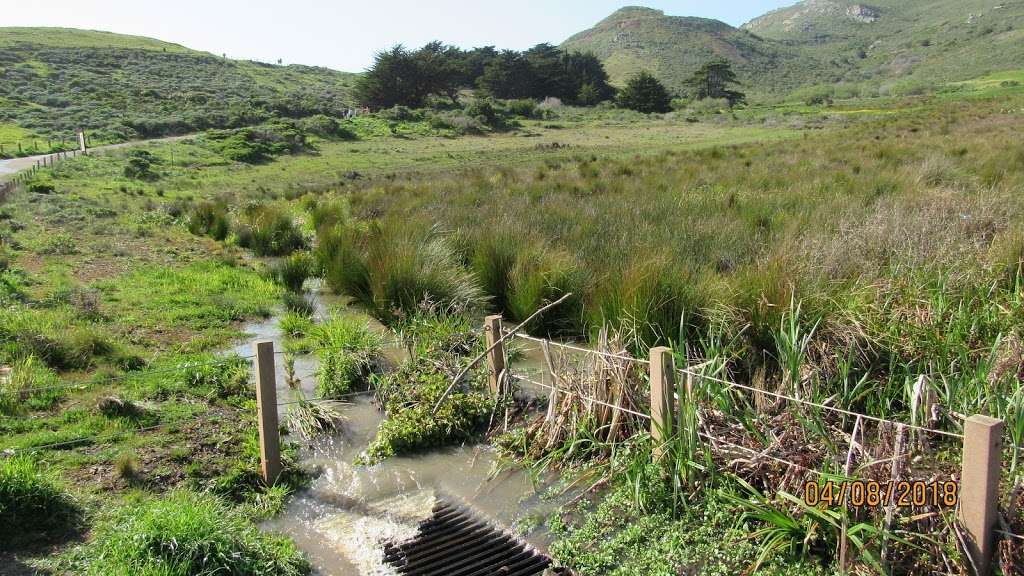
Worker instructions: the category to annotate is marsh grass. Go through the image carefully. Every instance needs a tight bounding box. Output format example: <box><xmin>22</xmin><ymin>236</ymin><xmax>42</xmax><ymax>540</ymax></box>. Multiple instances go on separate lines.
<box><xmin>307</xmin><ymin>315</ymin><xmax>384</xmax><ymax>399</ymax></box>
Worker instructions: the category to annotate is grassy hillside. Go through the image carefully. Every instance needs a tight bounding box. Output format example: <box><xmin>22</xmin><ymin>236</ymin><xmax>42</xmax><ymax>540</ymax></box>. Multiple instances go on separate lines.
<box><xmin>0</xmin><ymin>27</ymin><xmax>357</xmax><ymax>144</ymax></box>
<box><xmin>744</xmin><ymin>0</ymin><xmax>1024</xmax><ymax>93</ymax></box>
<box><xmin>561</xmin><ymin>7</ymin><xmax>809</xmax><ymax>96</ymax></box>
<box><xmin>564</xmin><ymin>3</ymin><xmax>1024</xmax><ymax>99</ymax></box>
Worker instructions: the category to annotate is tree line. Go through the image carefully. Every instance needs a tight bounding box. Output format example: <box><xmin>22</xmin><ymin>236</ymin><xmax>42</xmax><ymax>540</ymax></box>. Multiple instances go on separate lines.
<box><xmin>355</xmin><ymin>41</ymin><xmax>746</xmax><ymax>114</ymax></box>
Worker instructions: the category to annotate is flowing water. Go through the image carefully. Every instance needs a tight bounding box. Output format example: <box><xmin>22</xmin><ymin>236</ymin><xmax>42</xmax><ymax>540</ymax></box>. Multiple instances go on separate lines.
<box><xmin>231</xmin><ymin>284</ymin><xmax>567</xmax><ymax>575</ymax></box>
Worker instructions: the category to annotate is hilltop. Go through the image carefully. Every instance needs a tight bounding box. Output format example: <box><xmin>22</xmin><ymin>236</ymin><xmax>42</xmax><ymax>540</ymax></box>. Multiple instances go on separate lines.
<box><xmin>743</xmin><ymin>0</ymin><xmax>1024</xmax><ymax>91</ymax></box>
<box><xmin>0</xmin><ymin>27</ymin><xmax>356</xmax><ymax>143</ymax></box>
<box><xmin>561</xmin><ymin>7</ymin><xmax>809</xmax><ymax>95</ymax></box>
<box><xmin>563</xmin><ymin>2</ymin><xmax>1024</xmax><ymax>98</ymax></box>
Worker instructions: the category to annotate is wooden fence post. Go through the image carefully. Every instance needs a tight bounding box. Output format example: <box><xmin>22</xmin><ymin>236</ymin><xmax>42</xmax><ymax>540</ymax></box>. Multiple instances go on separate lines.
<box><xmin>253</xmin><ymin>340</ymin><xmax>281</xmax><ymax>485</ymax></box>
<box><xmin>649</xmin><ymin>346</ymin><xmax>676</xmax><ymax>459</ymax></box>
<box><xmin>960</xmin><ymin>414</ymin><xmax>1004</xmax><ymax>576</ymax></box>
<box><xmin>483</xmin><ymin>315</ymin><xmax>505</xmax><ymax>396</ymax></box>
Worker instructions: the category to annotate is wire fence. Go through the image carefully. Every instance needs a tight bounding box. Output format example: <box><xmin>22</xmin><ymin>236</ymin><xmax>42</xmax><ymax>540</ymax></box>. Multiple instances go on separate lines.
<box><xmin>507</xmin><ymin>331</ymin><xmax>962</xmax><ymax>440</ymax></box>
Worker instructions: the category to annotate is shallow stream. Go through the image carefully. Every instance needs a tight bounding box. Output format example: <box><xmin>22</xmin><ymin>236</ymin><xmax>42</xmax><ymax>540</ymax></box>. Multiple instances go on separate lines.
<box><xmin>231</xmin><ymin>284</ymin><xmax>565</xmax><ymax>575</ymax></box>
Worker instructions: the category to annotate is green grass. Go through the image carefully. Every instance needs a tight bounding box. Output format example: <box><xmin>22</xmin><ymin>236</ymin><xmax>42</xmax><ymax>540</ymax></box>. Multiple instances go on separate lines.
<box><xmin>0</xmin><ymin>456</ymin><xmax>80</xmax><ymax>543</ymax></box>
<box><xmin>93</xmin><ymin>262</ymin><xmax>282</xmax><ymax>349</ymax></box>
<box><xmin>73</xmin><ymin>489</ymin><xmax>309</xmax><ymax>576</ymax></box>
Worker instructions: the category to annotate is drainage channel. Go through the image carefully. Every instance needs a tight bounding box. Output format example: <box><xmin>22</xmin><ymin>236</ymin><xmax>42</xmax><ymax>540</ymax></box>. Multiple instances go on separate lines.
<box><xmin>241</xmin><ymin>284</ymin><xmax>576</xmax><ymax>575</ymax></box>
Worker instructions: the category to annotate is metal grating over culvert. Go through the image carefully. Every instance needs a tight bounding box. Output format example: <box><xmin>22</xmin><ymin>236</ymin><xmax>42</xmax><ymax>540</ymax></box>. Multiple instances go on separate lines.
<box><xmin>383</xmin><ymin>500</ymin><xmax>559</xmax><ymax>576</ymax></box>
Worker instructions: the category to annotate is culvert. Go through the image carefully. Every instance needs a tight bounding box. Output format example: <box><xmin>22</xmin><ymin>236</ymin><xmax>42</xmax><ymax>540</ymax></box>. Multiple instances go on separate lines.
<box><xmin>383</xmin><ymin>500</ymin><xmax>562</xmax><ymax>576</ymax></box>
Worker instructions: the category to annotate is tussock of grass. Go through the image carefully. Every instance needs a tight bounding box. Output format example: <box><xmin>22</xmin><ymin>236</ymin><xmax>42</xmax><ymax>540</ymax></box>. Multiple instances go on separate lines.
<box><xmin>318</xmin><ymin>219</ymin><xmax>487</xmax><ymax>323</ymax></box>
<box><xmin>235</xmin><ymin>203</ymin><xmax>305</xmax><ymax>257</ymax></box>
<box><xmin>271</xmin><ymin>252</ymin><xmax>313</xmax><ymax>292</ymax></box>
<box><xmin>307</xmin><ymin>315</ymin><xmax>383</xmax><ymax>399</ymax></box>
<box><xmin>0</xmin><ymin>456</ymin><xmax>80</xmax><ymax>542</ymax></box>
<box><xmin>77</xmin><ymin>489</ymin><xmax>309</xmax><ymax>576</ymax></box>
<box><xmin>0</xmin><ymin>355</ymin><xmax>66</xmax><ymax>415</ymax></box>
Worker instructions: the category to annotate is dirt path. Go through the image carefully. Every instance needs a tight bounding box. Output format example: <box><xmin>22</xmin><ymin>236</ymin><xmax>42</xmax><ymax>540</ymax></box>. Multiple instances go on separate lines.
<box><xmin>0</xmin><ymin>135</ymin><xmax>192</xmax><ymax>180</ymax></box>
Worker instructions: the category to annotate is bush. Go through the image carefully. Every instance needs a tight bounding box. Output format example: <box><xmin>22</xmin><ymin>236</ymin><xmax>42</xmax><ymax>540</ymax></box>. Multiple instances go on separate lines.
<box><xmin>0</xmin><ymin>456</ymin><xmax>79</xmax><ymax>542</ymax></box>
<box><xmin>79</xmin><ymin>489</ymin><xmax>309</xmax><ymax>576</ymax></box>
<box><xmin>463</xmin><ymin>98</ymin><xmax>502</xmax><ymax>127</ymax></box>
<box><xmin>507</xmin><ymin>99</ymin><xmax>538</xmax><ymax>118</ymax></box>
<box><xmin>28</xmin><ymin>180</ymin><xmax>56</xmax><ymax>194</ymax></box>
<box><xmin>377</xmin><ymin>105</ymin><xmax>424</xmax><ymax>122</ymax></box>
<box><xmin>236</xmin><ymin>204</ymin><xmax>305</xmax><ymax>257</ymax></box>
<box><xmin>298</xmin><ymin>114</ymin><xmax>356</xmax><ymax>140</ymax></box>
<box><xmin>123</xmin><ymin>149</ymin><xmax>160</xmax><ymax>181</ymax></box>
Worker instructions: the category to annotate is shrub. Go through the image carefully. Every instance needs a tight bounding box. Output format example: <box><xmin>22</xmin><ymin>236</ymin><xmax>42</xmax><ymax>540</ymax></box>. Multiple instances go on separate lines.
<box><xmin>361</xmin><ymin>357</ymin><xmax>492</xmax><ymax>464</ymax></box>
<box><xmin>236</xmin><ymin>204</ymin><xmax>305</xmax><ymax>257</ymax></box>
<box><xmin>0</xmin><ymin>456</ymin><xmax>79</xmax><ymax>542</ymax></box>
<box><xmin>507</xmin><ymin>99</ymin><xmax>538</xmax><ymax>118</ymax></box>
<box><xmin>79</xmin><ymin>490</ymin><xmax>309</xmax><ymax>576</ymax></box>
<box><xmin>28</xmin><ymin>180</ymin><xmax>56</xmax><ymax>194</ymax></box>
<box><xmin>123</xmin><ymin>149</ymin><xmax>160</xmax><ymax>181</ymax></box>
<box><xmin>298</xmin><ymin>114</ymin><xmax>356</xmax><ymax>140</ymax></box>
<box><xmin>377</xmin><ymin>105</ymin><xmax>424</xmax><ymax>122</ymax></box>
<box><xmin>463</xmin><ymin>98</ymin><xmax>503</xmax><ymax>128</ymax></box>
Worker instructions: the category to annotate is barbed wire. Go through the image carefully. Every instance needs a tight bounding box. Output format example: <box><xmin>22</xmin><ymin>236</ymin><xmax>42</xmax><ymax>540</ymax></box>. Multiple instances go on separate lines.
<box><xmin>510</xmin><ymin>372</ymin><xmax>835</xmax><ymax>478</ymax></box>
<box><xmin>8</xmin><ymin>355</ymin><xmax>255</xmax><ymax>397</ymax></box>
<box><xmin>6</xmin><ymin>414</ymin><xmax>210</xmax><ymax>455</ymax></box>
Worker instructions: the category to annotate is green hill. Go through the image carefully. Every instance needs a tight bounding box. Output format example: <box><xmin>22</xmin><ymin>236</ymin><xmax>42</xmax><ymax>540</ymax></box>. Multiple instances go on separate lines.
<box><xmin>0</xmin><ymin>27</ymin><xmax>356</xmax><ymax>143</ymax></box>
<box><xmin>743</xmin><ymin>0</ymin><xmax>1024</xmax><ymax>92</ymax></box>
<box><xmin>563</xmin><ymin>3</ymin><xmax>1024</xmax><ymax>99</ymax></box>
<box><xmin>560</xmin><ymin>7</ymin><xmax>808</xmax><ymax>96</ymax></box>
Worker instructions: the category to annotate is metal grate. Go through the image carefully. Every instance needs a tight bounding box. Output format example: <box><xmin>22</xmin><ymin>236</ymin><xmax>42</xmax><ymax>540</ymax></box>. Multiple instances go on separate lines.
<box><xmin>383</xmin><ymin>500</ymin><xmax>560</xmax><ymax>576</ymax></box>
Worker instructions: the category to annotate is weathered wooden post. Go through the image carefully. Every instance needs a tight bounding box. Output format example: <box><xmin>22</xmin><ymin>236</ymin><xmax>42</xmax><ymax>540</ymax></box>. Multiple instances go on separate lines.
<box><xmin>483</xmin><ymin>315</ymin><xmax>506</xmax><ymax>396</ymax></box>
<box><xmin>649</xmin><ymin>346</ymin><xmax>676</xmax><ymax>459</ymax></box>
<box><xmin>253</xmin><ymin>340</ymin><xmax>282</xmax><ymax>485</ymax></box>
<box><xmin>960</xmin><ymin>415</ymin><xmax>1004</xmax><ymax>576</ymax></box>
<box><xmin>76</xmin><ymin>128</ymin><xmax>87</xmax><ymax>153</ymax></box>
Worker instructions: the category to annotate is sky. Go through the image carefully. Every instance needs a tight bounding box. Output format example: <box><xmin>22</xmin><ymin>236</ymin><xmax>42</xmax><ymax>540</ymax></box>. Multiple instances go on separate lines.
<box><xmin>2</xmin><ymin>0</ymin><xmax>795</xmax><ymax>72</ymax></box>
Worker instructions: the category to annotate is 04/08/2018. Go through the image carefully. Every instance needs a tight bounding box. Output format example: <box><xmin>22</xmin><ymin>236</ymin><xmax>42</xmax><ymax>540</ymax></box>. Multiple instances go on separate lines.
<box><xmin>803</xmin><ymin>480</ymin><xmax>959</xmax><ymax>509</ymax></box>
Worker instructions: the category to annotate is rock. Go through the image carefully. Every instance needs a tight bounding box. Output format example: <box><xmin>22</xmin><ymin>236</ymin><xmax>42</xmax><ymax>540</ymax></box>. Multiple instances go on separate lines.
<box><xmin>847</xmin><ymin>4</ymin><xmax>881</xmax><ymax>23</ymax></box>
<box><xmin>97</xmin><ymin>396</ymin><xmax>141</xmax><ymax>418</ymax></box>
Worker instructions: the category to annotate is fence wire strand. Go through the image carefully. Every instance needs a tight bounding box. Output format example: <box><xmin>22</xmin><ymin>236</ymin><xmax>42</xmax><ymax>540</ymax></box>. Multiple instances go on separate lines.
<box><xmin>507</xmin><ymin>331</ymin><xmax>963</xmax><ymax>440</ymax></box>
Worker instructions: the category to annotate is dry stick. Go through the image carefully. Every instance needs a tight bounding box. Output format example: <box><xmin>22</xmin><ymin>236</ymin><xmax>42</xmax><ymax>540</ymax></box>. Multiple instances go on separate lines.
<box><xmin>430</xmin><ymin>293</ymin><xmax>573</xmax><ymax>416</ymax></box>
<box><xmin>881</xmin><ymin>424</ymin><xmax>907</xmax><ymax>568</ymax></box>
<box><xmin>839</xmin><ymin>415</ymin><xmax>864</xmax><ymax>574</ymax></box>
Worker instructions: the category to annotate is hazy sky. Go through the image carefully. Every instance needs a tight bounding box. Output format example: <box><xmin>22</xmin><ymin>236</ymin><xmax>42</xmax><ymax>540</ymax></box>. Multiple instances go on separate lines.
<box><xmin>3</xmin><ymin>1</ymin><xmax>795</xmax><ymax>72</ymax></box>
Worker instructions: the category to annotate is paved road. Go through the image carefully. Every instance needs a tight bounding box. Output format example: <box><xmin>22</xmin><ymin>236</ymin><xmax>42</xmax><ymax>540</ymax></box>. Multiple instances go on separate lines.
<box><xmin>0</xmin><ymin>135</ymin><xmax>191</xmax><ymax>180</ymax></box>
